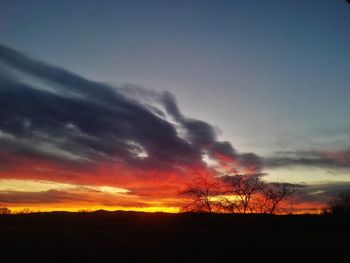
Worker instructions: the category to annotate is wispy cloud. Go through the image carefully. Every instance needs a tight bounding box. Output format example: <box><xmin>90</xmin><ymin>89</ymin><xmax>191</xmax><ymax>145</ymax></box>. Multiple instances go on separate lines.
<box><xmin>264</xmin><ymin>149</ymin><xmax>350</xmax><ymax>170</ymax></box>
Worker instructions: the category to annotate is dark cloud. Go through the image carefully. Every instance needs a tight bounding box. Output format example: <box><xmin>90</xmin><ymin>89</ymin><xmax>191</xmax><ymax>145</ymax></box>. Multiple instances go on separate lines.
<box><xmin>264</xmin><ymin>150</ymin><xmax>350</xmax><ymax>170</ymax></box>
<box><xmin>162</xmin><ymin>90</ymin><xmax>218</xmax><ymax>146</ymax></box>
<box><xmin>162</xmin><ymin>88</ymin><xmax>262</xmax><ymax>171</ymax></box>
<box><xmin>238</xmin><ymin>153</ymin><xmax>263</xmax><ymax>171</ymax></box>
<box><xmin>209</xmin><ymin>141</ymin><xmax>237</xmax><ymax>158</ymax></box>
<box><xmin>0</xmin><ymin>43</ymin><xmax>261</xmax><ymax>178</ymax></box>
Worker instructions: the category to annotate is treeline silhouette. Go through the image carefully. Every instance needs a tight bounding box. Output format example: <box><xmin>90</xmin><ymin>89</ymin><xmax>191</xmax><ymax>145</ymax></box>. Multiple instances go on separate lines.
<box><xmin>0</xmin><ymin>206</ymin><xmax>33</xmax><ymax>214</ymax></box>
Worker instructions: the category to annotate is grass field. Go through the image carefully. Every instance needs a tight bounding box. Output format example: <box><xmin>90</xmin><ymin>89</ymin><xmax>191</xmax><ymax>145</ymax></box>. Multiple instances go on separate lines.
<box><xmin>1</xmin><ymin>211</ymin><xmax>349</xmax><ymax>262</ymax></box>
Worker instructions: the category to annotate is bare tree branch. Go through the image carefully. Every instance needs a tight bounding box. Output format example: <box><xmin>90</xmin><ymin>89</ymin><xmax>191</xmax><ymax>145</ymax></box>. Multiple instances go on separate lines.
<box><xmin>180</xmin><ymin>170</ymin><xmax>222</xmax><ymax>213</ymax></box>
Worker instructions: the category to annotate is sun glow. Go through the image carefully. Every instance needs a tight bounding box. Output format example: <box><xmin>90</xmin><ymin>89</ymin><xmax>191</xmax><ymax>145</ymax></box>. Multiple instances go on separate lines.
<box><xmin>0</xmin><ymin>179</ymin><xmax>130</xmax><ymax>194</ymax></box>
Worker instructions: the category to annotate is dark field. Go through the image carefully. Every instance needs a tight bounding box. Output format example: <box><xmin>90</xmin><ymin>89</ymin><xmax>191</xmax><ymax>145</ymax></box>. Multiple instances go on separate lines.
<box><xmin>1</xmin><ymin>211</ymin><xmax>349</xmax><ymax>262</ymax></box>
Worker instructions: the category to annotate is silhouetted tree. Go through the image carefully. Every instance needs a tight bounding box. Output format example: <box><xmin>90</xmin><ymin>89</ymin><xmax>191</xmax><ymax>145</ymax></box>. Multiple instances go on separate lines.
<box><xmin>328</xmin><ymin>192</ymin><xmax>350</xmax><ymax>215</ymax></box>
<box><xmin>220</xmin><ymin>173</ymin><xmax>265</xmax><ymax>214</ymax></box>
<box><xmin>258</xmin><ymin>182</ymin><xmax>298</xmax><ymax>214</ymax></box>
<box><xmin>0</xmin><ymin>206</ymin><xmax>11</xmax><ymax>214</ymax></box>
<box><xmin>180</xmin><ymin>171</ymin><xmax>221</xmax><ymax>213</ymax></box>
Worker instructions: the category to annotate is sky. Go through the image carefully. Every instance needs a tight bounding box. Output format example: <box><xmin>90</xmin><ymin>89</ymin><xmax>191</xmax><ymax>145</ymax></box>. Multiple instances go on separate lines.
<box><xmin>0</xmin><ymin>0</ymin><xmax>349</xmax><ymax>213</ymax></box>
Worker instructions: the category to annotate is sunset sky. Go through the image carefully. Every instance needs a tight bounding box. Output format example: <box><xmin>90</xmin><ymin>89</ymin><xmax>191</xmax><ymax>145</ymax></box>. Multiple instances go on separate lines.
<box><xmin>0</xmin><ymin>0</ymin><xmax>349</xmax><ymax>213</ymax></box>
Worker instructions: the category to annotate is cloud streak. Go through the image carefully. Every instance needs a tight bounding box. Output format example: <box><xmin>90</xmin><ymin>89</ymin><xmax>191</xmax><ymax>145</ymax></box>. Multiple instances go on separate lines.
<box><xmin>264</xmin><ymin>150</ymin><xmax>350</xmax><ymax>170</ymax></box>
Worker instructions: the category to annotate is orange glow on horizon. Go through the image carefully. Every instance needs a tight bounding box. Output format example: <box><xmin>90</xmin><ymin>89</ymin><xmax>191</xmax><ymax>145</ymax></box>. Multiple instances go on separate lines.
<box><xmin>7</xmin><ymin>205</ymin><xmax>180</xmax><ymax>214</ymax></box>
<box><xmin>0</xmin><ymin>152</ymin><xmax>331</xmax><ymax>215</ymax></box>
<box><xmin>5</xmin><ymin>204</ymin><xmax>325</xmax><ymax>215</ymax></box>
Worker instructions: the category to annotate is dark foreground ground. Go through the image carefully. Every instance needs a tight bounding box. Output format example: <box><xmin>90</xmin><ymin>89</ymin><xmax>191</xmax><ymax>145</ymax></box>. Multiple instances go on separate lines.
<box><xmin>1</xmin><ymin>211</ymin><xmax>349</xmax><ymax>263</ymax></box>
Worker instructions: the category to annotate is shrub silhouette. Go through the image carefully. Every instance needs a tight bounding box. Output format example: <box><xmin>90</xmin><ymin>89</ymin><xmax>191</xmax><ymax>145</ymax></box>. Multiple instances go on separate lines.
<box><xmin>328</xmin><ymin>192</ymin><xmax>350</xmax><ymax>215</ymax></box>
